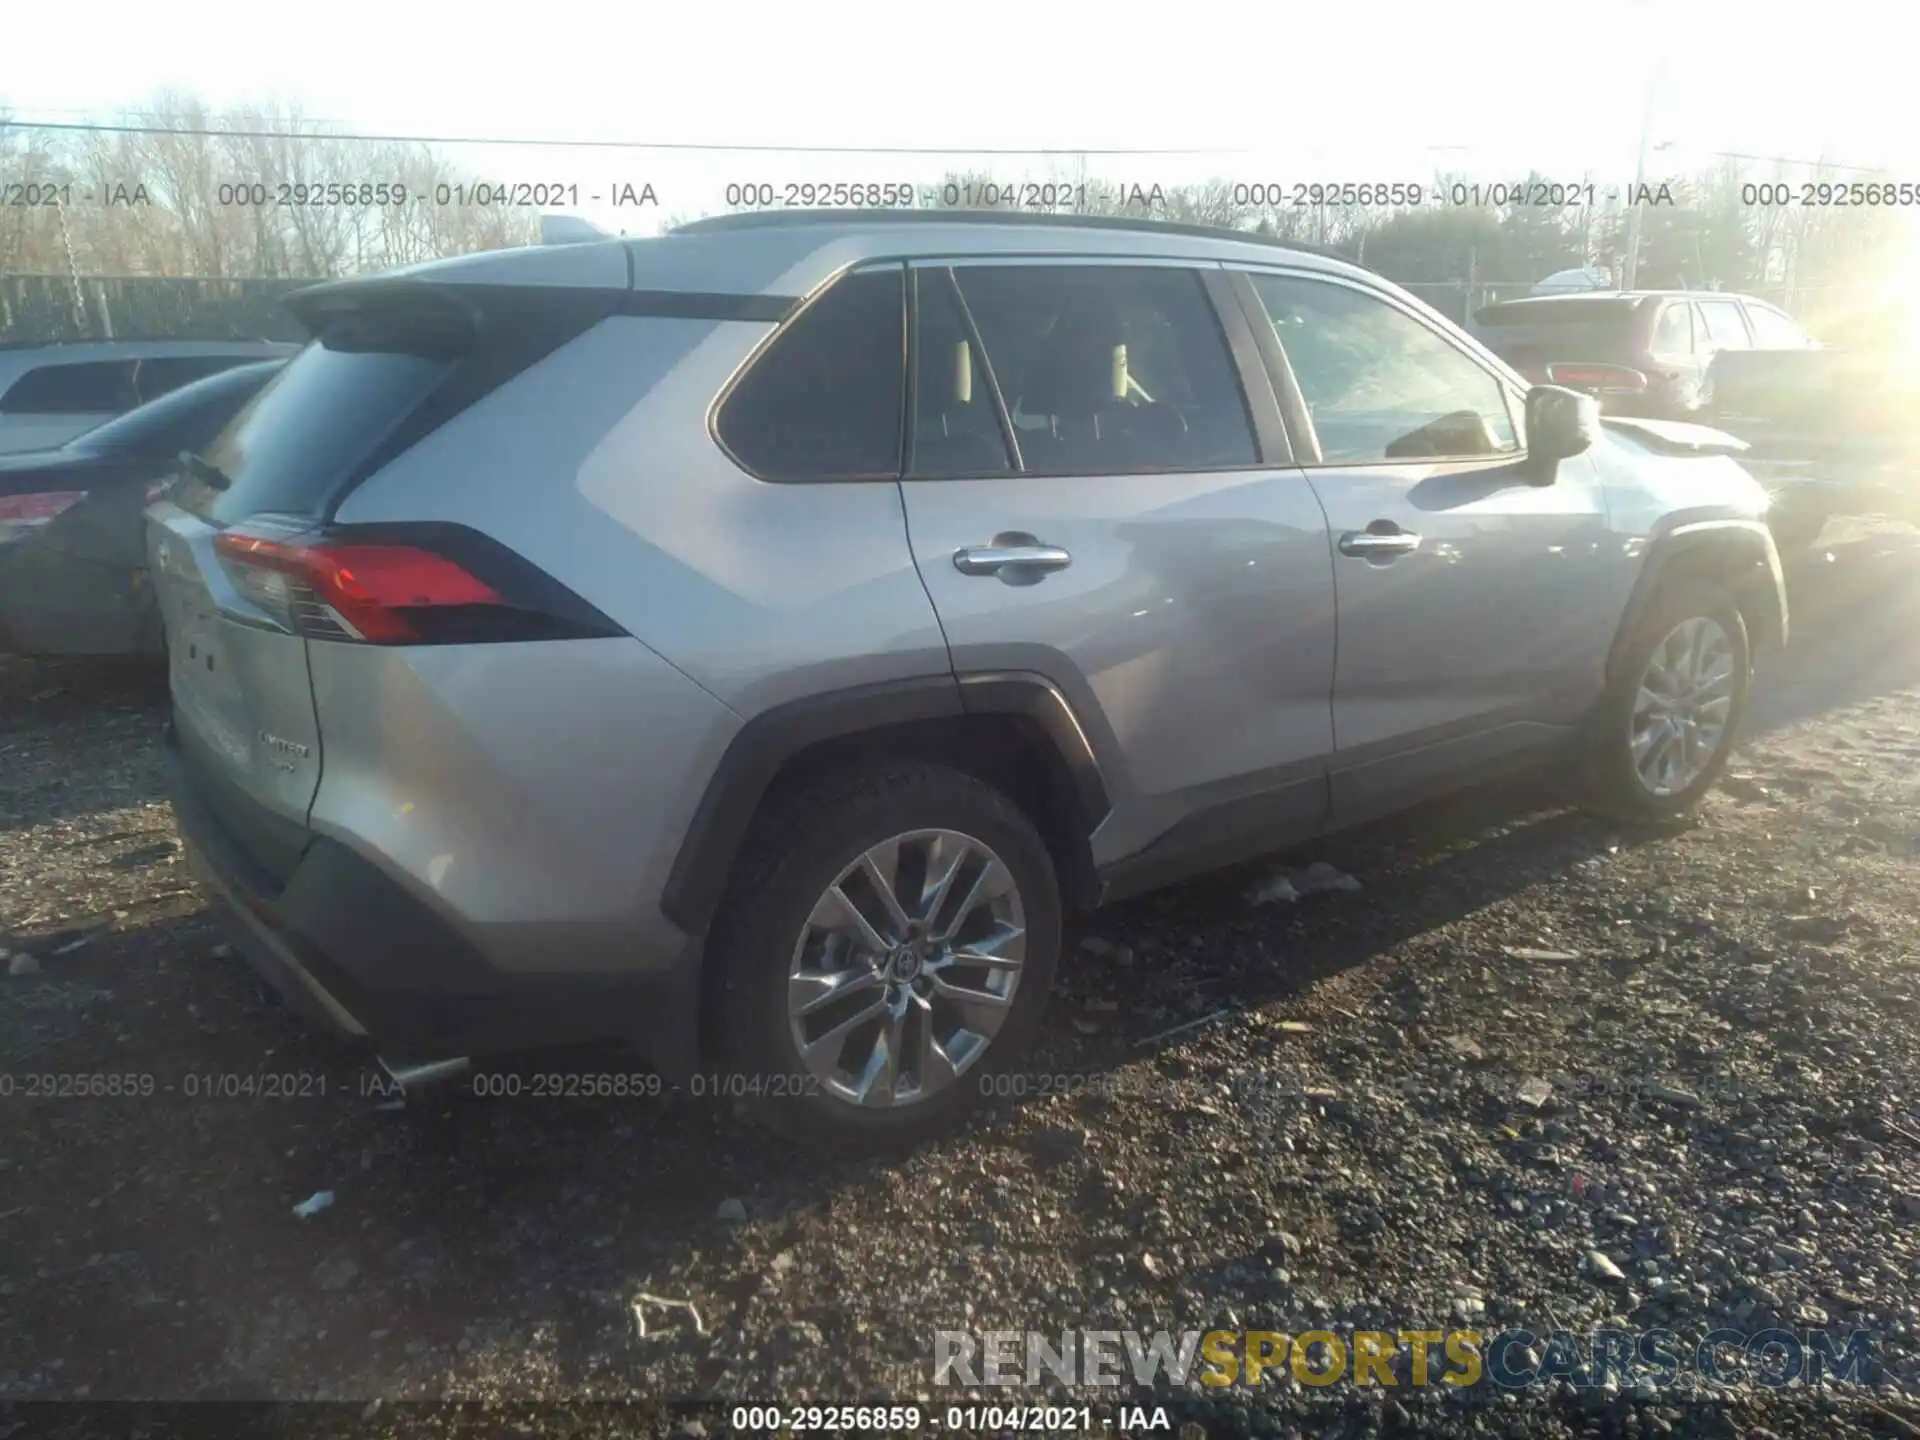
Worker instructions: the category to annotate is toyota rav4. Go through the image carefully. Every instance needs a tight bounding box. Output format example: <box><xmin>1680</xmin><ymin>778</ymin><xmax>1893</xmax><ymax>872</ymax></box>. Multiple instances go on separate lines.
<box><xmin>149</xmin><ymin>210</ymin><xmax>1787</xmax><ymax>1149</ymax></box>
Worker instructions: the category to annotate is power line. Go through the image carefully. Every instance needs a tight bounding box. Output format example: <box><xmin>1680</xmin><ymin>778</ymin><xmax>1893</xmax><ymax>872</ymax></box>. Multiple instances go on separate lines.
<box><xmin>3</xmin><ymin>118</ymin><xmax>1896</xmax><ymax>177</ymax></box>
<box><xmin>0</xmin><ymin>118</ymin><xmax>1244</xmax><ymax>157</ymax></box>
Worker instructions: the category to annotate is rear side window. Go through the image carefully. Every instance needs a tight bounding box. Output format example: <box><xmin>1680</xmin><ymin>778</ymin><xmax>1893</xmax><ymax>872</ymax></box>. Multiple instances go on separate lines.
<box><xmin>950</xmin><ymin>264</ymin><xmax>1256</xmax><ymax>475</ymax></box>
<box><xmin>1652</xmin><ymin>303</ymin><xmax>1693</xmax><ymax>354</ymax></box>
<box><xmin>717</xmin><ymin>267</ymin><xmax>905</xmax><ymax>481</ymax></box>
<box><xmin>0</xmin><ymin>360</ymin><xmax>138</xmax><ymax>415</ymax></box>
<box><xmin>134</xmin><ymin>356</ymin><xmax>252</xmax><ymax>402</ymax></box>
<box><xmin>182</xmin><ymin>340</ymin><xmax>451</xmax><ymax>526</ymax></box>
<box><xmin>1745</xmin><ymin>303</ymin><xmax>1809</xmax><ymax>349</ymax></box>
<box><xmin>1698</xmin><ymin>301</ymin><xmax>1752</xmax><ymax>350</ymax></box>
<box><xmin>1250</xmin><ymin>273</ymin><xmax>1517</xmax><ymax>463</ymax></box>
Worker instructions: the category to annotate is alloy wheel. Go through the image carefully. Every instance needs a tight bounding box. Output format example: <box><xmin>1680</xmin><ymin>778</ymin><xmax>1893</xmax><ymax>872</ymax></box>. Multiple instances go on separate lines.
<box><xmin>1629</xmin><ymin>615</ymin><xmax>1736</xmax><ymax>797</ymax></box>
<box><xmin>786</xmin><ymin>828</ymin><xmax>1026</xmax><ymax>1108</ymax></box>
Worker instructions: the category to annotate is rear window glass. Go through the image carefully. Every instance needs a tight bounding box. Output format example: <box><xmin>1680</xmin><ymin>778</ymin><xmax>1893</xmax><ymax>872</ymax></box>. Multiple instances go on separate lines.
<box><xmin>0</xmin><ymin>360</ymin><xmax>139</xmax><ymax>415</ymax></box>
<box><xmin>134</xmin><ymin>355</ymin><xmax>256</xmax><ymax>402</ymax></box>
<box><xmin>1469</xmin><ymin>302</ymin><xmax>1642</xmax><ymax>363</ymax></box>
<box><xmin>70</xmin><ymin>363</ymin><xmax>280</xmax><ymax>458</ymax></box>
<box><xmin>180</xmin><ymin>339</ymin><xmax>451</xmax><ymax>526</ymax></box>
<box><xmin>1474</xmin><ymin>298</ymin><xmax>1639</xmax><ymax>327</ymax></box>
<box><xmin>716</xmin><ymin>267</ymin><xmax>905</xmax><ymax>481</ymax></box>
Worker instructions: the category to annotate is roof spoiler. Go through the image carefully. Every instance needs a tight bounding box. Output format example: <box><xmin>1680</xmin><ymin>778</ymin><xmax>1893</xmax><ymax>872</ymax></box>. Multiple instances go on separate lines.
<box><xmin>539</xmin><ymin>214</ymin><xmax>614</xmax><ymax>246</ymax></box>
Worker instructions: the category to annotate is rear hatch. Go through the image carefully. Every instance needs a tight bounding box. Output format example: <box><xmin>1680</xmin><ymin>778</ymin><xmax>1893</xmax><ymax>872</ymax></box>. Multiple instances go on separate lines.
<box><xmin>148</xmin><ymin>314</ymin><xmax>461</xmax><ymax>880</ymax></box>
<box><xmin>1469</xmin><ymin>297</ymin><xmax>1646</xmax><ymax>386</ymax></box>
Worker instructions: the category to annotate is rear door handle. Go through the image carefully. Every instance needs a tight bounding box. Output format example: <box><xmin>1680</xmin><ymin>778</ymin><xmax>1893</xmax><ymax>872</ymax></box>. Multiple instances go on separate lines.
<box><xmin>1338</xmin><ymin>528</ymin><xmax>1422</xmax><ymax>558</ymax></box>
<box><xmin>953</xmin><ymin>538</ymin><xmax>1073</xmax><ymax>577</ymax></box>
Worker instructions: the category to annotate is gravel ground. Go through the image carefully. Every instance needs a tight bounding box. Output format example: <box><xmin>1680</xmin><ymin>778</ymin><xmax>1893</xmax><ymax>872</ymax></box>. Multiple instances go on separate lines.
<box><xmin>4</xmin><ymin>524</ymin><xmax>1920</xmax><ymax>1439</ymax></box>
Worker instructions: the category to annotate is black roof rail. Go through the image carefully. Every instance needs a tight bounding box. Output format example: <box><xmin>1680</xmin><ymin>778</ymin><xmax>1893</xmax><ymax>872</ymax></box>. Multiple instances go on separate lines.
<box><xmin>669</xmin><ymin>207</ymin><xmax>1354</xmax><ymax>264</ymax></box>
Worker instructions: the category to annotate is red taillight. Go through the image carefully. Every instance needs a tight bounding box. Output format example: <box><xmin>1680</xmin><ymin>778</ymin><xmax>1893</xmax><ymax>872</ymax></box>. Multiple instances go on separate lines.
<box><xmin>0</xmin><ymin>490</ymin><xmax>87</xmax><ymax>531</ymax></box>
<box><xmin>214</xmin><ymin>530</ymin><xmax>506</xmax><ymax>643</ymax></box>
<box><xmin>1545</xmin><ymin>363</ymin><xmax>1648</xmax><ymax>394</ymax></box>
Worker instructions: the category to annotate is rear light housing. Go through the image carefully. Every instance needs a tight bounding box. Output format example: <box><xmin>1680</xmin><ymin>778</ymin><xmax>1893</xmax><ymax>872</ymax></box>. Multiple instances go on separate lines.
<box><xmin>1544</xmin><ymin>363</ymin><xmax>1649</xmax><ymax>395</ymax></box>
<box><xmin>0</xmin><ymin>491</ymin><xmax>87</xmax><ymax>544</ymax></box>
<box><xmin>211</xmin><ymin>520</ymin><xmax>624</xmax><ymax>646</ymax></box>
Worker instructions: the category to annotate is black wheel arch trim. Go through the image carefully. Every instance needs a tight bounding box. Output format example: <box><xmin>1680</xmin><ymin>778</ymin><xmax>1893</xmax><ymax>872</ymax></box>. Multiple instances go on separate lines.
<box><xmin>1608</xmin><ymin>518</ymin><xmax>1787</xmax><ymax>683</ymax></box>
<box><xmin>956</xmin><ymin>672</ymin><xmax>1111</xmax><ymax>827</ymax></box>
<box><xmin>659</xmin><ymin>672</ymin><xmax>1112</xmax><ymax>936</ymax></box>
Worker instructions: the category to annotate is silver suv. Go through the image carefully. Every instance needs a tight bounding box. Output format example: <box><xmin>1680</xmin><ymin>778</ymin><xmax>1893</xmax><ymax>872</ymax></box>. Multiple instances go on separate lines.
<box><xmin>149</xmin><ymin>211</ymin><xmax>1787</xmax><ymax>1148</ymax></box>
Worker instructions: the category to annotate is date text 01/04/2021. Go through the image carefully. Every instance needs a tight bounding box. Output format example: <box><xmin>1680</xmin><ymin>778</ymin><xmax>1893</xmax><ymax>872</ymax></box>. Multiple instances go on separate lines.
<box><xmin>724</xmin><ymin>1402</ymin><xmax>1176</xmax><ymax>1433</ymax></box>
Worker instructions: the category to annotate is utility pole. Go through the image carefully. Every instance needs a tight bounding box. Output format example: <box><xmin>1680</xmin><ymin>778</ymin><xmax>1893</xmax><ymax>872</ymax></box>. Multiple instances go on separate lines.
<box><xmin>1622</xmin><ymin>54</ymin><xmax>1664</xmax><ymax>290</ymax></box>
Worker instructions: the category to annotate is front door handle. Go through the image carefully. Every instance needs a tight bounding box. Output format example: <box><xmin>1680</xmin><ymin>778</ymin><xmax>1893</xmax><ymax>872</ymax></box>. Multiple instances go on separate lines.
<box><xmin>953</xmin><ymin>535</ymin><xmax>1073</xmax><ymax>579</ymax></box>
<box><xmin>1338</xmin><ymin>527</ymin><xmax>1422</xmax><ymax>559</ymax></box>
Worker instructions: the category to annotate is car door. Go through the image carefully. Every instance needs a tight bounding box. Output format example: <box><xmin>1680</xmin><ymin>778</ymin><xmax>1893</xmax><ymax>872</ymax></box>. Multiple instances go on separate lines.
<box><xmin>897</xmin><ymin>259</ymin><xmax>1337</xmax><ymax>869</ymax></box>
<box><xmin>1645</xmin><ymin>299</ymin><xmax>1709</xmax><ymax>416</ymax></box>
<box><xmin>1234</xmin><ymin>267</ymin><xmax>1616</xmax><ymax>826</ymax></box>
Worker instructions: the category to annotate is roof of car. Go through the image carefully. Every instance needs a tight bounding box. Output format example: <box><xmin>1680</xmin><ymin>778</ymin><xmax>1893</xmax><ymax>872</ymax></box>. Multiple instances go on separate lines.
<box><xmin>302</xmin><ymin>207</ymin><xmax>1385</xmax><ymax>308</ymax></box>
<box><xmin>671</xmin><ymin>207</ymin><xmax>1351</xmax><ymax>260</ymax></box>
<box><xmin>1481</xmin><ymin>290</ymin><xmax>1762</xmax><ymax>309</ymax></box>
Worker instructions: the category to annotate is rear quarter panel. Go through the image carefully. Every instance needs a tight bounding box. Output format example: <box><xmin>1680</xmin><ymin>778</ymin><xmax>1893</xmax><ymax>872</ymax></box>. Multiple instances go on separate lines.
<box><xmin>304</xmin><ymin>636</ymin><xmax>738</xmax><ymax>976</ymax></box>
<box><xmin>332</xmin><ymin>312</ymin><xmax>952</xmax><ymax>717</ymax></box>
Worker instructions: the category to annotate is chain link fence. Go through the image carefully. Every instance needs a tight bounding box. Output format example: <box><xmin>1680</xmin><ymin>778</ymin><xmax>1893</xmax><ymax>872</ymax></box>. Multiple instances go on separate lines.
<box><xmin>0</xmin><ymin>275</ymin><xmax>311</xmax><ymax>345</ymax></box>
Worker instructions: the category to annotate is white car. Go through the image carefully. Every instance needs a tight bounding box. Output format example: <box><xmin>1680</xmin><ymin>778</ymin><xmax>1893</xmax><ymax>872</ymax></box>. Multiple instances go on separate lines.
<box><xmin>0</xmin><ymin>340</ymin><xmax>295</xmax><ymax>455</ymax></box>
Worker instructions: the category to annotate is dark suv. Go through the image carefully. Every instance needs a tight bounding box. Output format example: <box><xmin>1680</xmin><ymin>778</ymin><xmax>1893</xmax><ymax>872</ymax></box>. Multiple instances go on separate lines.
<box><xmin>1468</xmin><ymin>291</ymin><xmax>1815</xmax><ymax>421</ymax></box>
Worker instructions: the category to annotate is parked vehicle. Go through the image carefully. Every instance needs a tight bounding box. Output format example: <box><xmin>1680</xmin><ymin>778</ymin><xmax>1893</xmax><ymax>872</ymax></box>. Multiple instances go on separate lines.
<box><xmin>149</xmin><ymin>211</ymin><xmax>1787</xmax><ymax>1149</ymax></box>
<box><xmin>0</xmin><ymin>339</ymin><xmax>294</xmax><ymax>456</ymax></box>
<box><xmin>1468</xmin><ymin>291</ymin><xmax>1816</xmax><ymax>421</ymax></box>
<box><xmin>1704</xmin><ymin>345</ymin><xmax>1920</xmax><ymax>552</ymax></box>
<box><xmin>0</xmin><ymin>361</ymin><xmax>284</xmax><ymax>658</ymax></box>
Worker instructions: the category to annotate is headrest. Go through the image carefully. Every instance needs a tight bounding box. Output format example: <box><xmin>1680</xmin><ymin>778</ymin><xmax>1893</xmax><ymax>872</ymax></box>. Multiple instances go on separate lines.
<box><xmin>1023</xmin><ymin>308</ymin><xmax>1129</xmax><ymax>417</ymax></box>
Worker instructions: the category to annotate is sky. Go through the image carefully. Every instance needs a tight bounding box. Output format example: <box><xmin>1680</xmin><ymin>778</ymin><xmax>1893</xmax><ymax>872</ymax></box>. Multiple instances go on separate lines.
<box><xmin>2</xmin><ymin>0</ymin><xmax>1911</xmax><ymax>238</ymax></box>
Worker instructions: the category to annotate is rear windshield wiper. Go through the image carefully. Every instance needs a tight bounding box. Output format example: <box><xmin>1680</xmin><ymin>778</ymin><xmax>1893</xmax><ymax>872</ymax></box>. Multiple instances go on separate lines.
<box><xmin>178</xmin><ymin>450</ymin><xmax>233</xmax><ymax>492</ymax></box>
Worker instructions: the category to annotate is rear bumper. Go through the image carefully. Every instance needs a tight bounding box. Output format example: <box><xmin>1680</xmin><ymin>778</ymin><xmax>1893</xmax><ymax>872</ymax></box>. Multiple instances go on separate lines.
<box><xmin>163</xmin><ymin>723</ymin><xmax>704</xmax><ymax>1076</ymax></box>
<box><xmin>0</xmin><ymin>536</ymin><xmax>149</xmax><ymax>659</ymax></box>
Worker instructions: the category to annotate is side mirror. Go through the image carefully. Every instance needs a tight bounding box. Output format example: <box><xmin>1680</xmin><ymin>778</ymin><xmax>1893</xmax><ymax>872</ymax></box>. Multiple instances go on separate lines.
<box><xmin>1523</xmin><ymin>384</ymin><xmax>1599</xmax><ymax>484</ymax></box>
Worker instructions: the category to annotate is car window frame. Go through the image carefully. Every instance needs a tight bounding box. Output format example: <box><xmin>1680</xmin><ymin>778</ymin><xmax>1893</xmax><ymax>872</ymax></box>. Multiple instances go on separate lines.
<box><xmin>898</xmin><ymin>254</ymin><xmax>1283</xmax><ymax>482</ymax></box>
<box><xmin>707</xmin><ymin>260</ymin><xmax>911</xmax><ymax>485</ymax></box>
<box><xmin>1741</xmin><ymin>300</ymin><xmax>1810</xmax><ymax>349</ymax></box>
<box><xmin>1696</xmin><ymin>298</ymin><xmax>1754</xmax><ymax>351</ymax></box>
<box><xmin>1229</xmin><ymin>264</ymin><xmax>1527</xmax><ymax>469</ymax></box>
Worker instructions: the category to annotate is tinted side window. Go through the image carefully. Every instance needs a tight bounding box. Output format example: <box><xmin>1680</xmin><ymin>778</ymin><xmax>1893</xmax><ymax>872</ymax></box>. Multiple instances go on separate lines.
<box><xmin>135</xmin><ymin>356</ymin><xmax>251</xmax><ymax>402</ymax></box>
<box><xmin>953</xmin><ymin>265</ymin><xmax>1256</xmax><ymax>476</ymax></box>
<box><xmin>1698</xmin><ymin>301</ymin><xmax>1752</xmax><ymax>350</ymax></box>
<box><xmin>1652</xmin><ymin>303</ymin><xmax>1693</xmax><ymax>354</ymax></box>
<box><xmin>1744</xmin><ymin>304</ymin><xmax>1809</xmax><ymax>349</ymax></box>
<box><xmin>717</xmin><ymin>267</ymin><xmax>905</xmax><ymax>481</ymax></box>
<box><xmin>0</xmin><ymin>360</ymin><xmax>138</xmax><ymax>414</ymax></box>
<box><xmin>910</xmin><ymin>269</ymin><xmax>1013</xmax><ymax>478</ymax></box>
<box><xmin>1248</xmin><ymin>274</ymin><xmax>1518</xmax><ymax>463</ymax></box>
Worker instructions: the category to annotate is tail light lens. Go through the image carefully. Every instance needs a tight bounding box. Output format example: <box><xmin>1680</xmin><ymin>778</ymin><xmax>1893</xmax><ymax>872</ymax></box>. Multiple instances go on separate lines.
<box><xmin>1545</xmin><ymin>363</ymin><xmax>1649</xmax><ymax>394</ymax></box>
<box><xmin>0</xmin><ymin>490</ymin><xmax>87</xmax><ymax>544</ymax></box>
<box><xmin>212</xmin><ymin>523</ymin><xmax>621</xmax><ymax>646</ymax></box>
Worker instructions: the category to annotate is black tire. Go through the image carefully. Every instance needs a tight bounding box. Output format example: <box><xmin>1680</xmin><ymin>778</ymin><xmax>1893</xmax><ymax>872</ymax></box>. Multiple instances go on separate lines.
<box><xmin>1768</xmin><ymin>507</ymin><xmax>1829</xmax><ymax>558</ymax></box>
<box><xmin>707</xmin><ymin>759</ymin><xmax>1061</xmax><ymax>1152</ymax></box>
<box><xmin>1575</xmin><ymin>578</ymin><xmax>1752</xmax><ymax>824</ymax></box>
